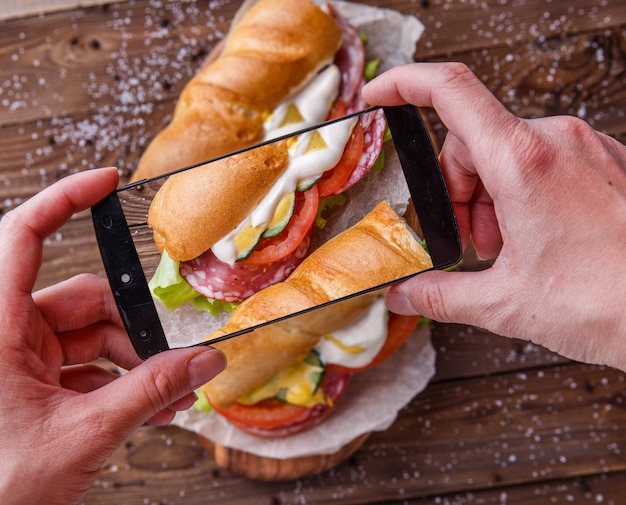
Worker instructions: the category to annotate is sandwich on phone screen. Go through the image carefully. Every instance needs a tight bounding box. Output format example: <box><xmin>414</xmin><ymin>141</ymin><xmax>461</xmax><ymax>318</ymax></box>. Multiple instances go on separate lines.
<box><xmin>92</xmin><ymin>105</ymin><xmax>460</xmax><ymax>360</ymax></box>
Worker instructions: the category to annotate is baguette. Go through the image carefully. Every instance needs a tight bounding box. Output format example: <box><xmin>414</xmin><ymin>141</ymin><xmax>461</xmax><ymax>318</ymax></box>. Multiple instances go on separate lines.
<box><xmin>148</xmin><ymin>140</ymin><xmax>289</xmax><ymax>262</ymax></box>
<box><xmin>131</xmin><ymin>0</ymin><xmax>343</xmax><ymax>182</ymax></box>
<box><xmin>202</xmin><ymin>201</ymin><xmax>433</xmax><ymax>408</ymax></box>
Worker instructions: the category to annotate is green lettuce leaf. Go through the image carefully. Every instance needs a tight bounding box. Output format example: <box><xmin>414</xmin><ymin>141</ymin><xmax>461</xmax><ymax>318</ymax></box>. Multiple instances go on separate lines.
<box><xmin>148</xmin><ymin>250</ymin><xmax>239</xmax><ymax>315</ymax></box>
<box><xmin>193</xmin><ymin>388</ymin><xmax>213</xmax><ymax>412</ymax></box>
<box><xmin>148</xmin><ymin>250</ymin><xmax>200</xmax><ymax>310</ymax></box>
<box><xmin>315</xmin><ymin>193</ymin><xmax>347</xmax><ymax>229</ymax></box>
<box><xmin>190</xmin><ymin>296</ymin><xmax>239</xmax><ymax>317</ymax></box>
<box><xmin>364</xmin><ymin>59</ymin><xmax>381</xmax><ymax>82</ymax></box>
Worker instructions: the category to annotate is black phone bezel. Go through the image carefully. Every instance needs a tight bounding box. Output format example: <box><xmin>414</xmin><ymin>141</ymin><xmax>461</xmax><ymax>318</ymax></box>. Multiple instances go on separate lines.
<box><xmin>91</xmin><ymin>105</ymin><xmax>461</xmax><ymax>359</ymax></box>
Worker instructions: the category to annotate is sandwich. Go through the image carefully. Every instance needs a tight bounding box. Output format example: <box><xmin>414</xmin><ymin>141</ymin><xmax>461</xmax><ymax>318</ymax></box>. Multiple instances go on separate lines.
<box><xmin>195</xmin><ymin>201</ymin><xmax>433</xmax><ymax>438</ymax></box>
<box><xmin>142</xmin><ymin>0</ymin><xmax>390</xmax><ymax>314</ymax></box>
<box><xmin>131</xmin><ymin>0</ymin><xmax>382</xmax><ymax>182</ymax></box>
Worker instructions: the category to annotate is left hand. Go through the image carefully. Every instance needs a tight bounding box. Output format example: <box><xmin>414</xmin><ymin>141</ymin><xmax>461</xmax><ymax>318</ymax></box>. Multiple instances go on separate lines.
<box><xmin>0</xmin><ymin>168</ymin><xmax>225</xmax><ymax>505</ymax></box>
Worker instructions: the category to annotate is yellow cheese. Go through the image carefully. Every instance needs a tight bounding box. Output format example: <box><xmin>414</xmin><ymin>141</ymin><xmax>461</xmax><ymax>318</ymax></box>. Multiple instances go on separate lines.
<box><xmin>280</xmin><ymin>103</ymin><xmax>305</xmax><ymax>127</ymax></box>
<box><xmin>305</xmin><ymin>129</ymin><xmax>328</xmax><ymax>153</ymax></box>
<box><xmin>238</xmin><ymin>355</ymin><xmax>328</xmax><ymax>408</ymax></box>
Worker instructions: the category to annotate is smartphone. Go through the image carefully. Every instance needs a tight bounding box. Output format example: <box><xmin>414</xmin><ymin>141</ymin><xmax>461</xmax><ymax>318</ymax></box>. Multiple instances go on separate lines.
<box><xmin>91</xmin><ymin>105</ymin><xmax>461</xmax><ymax>359</ymax></box>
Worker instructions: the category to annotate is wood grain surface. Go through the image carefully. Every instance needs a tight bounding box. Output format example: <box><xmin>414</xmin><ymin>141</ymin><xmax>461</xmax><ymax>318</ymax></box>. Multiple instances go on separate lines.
<box><xmin>0</xmin><ymin>0</ymin><xmax>114</xmax><ymax>21</ymax></box>
<box><xmin>1</xmin><ymin>0</ymin><xmax>625</xmax><ymax>503</ymax></box>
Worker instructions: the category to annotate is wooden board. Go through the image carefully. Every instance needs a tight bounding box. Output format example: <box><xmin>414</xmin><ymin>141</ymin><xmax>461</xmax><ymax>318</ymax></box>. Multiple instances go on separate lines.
<box><xmin>198</xmin><ymin>433</ymin><xmax>372</xmax><ymax>482</ymax></box>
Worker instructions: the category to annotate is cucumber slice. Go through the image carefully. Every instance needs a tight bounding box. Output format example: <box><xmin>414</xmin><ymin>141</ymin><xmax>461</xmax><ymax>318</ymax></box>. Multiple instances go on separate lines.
<box><xmin>262</xmin><ymin>191</ymin><xmax>296</xmax><ymax>238</ymax></box>
<box><xmin>296</xmin><ymin>175</ymin><xmax>321</xmax><ymax>192</ymax></box>
<box><xmin>234</xmin><ymin>191</ymin><xmax>296</xmax><ymax>259</ymax></box>
<box><xmin>274</xmin><ymin>387</ymin><xmax>289</xmax><ymax>403</ymax></box>
<box><xmin>274</xmin><ymin>350</ymin><xmax>326</xmax><ymax>403</ymax></box>
<box><xmin>304</xmin><ymin>349</ymin><xmax>326</xmax><ymax>394</ymax></box>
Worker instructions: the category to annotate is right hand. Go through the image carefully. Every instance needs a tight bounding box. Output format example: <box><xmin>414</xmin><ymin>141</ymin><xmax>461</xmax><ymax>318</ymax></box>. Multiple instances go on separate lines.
<box><xmin>362</xmin><ymin>62</ymin><xmax>626</xmax><ymax>370</ymax></box>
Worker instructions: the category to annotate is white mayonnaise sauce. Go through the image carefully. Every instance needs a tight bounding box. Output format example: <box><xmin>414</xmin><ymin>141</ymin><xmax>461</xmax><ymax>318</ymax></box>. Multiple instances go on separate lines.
<box><xmin>211</xmin><ymin>64</ymin><xmax>357</xmax><ymax>265</ymax></box>
<box><xmin>314</xmin><ymin>297</ymin><xmax>389</xmax><ymax>369</ymax></box>
<box><xmin>263</xmin><ymin>64</ymin><xmax>342</xmax><ymax>139</ymax></box>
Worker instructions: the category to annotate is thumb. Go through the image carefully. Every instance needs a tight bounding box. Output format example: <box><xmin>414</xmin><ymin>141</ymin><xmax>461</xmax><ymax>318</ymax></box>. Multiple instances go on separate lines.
<box><xmin>94</xmin><ymin>346</ymin><xmax>226</xmax><ymax>431</ymax></box>
<box><xmin>385</xmin><ymin>270</ymin><xmax>507</xmax><ymax>331</ymax></box>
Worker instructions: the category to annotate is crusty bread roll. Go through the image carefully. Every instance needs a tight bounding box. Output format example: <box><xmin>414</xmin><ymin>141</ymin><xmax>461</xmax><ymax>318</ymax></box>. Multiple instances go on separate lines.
<box><xmin>202</xmin><ymin>201</ymin><xmax>433</xmax><ymax>408</ymax></box>
<box><xmin>148</xmin><ymin>140</ymin><xmax>289</xmax><ymax>262</ymax></box>
<box><xmin>131</xmin><ymin>0</ymin><xmax>343</xmax><ymax>182</ymax></box>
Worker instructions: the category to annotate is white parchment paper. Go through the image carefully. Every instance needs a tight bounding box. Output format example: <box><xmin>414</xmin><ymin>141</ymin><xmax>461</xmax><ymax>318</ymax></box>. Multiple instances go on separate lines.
<box><xmin>323</xmin><ymin>0</ymin><xmax>424</xmax><ymax>72</ymax></box>
<box><xmin>169</xmin><ymin>2</ymin><xmax>430</xmax><ymax>460</ymax></box>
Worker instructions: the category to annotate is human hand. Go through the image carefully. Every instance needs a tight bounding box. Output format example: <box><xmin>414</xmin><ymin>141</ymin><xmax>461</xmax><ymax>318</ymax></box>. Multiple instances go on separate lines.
<box><xmin>363</xmin><ymin>63</ymin><xmax>626</xmax><ymax>369</ymax></box>
<box><xmin>0</xmin><ymin>168</ymin><xmax>226</xmax><ymax>505</ymax></box>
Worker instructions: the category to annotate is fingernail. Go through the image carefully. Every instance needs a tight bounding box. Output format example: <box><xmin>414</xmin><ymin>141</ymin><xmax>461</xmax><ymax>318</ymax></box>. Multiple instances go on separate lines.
<box><xmin>386</xmin><ymin>292</ymin><xmax>418</xmax><ymax>316</ymax></box>
<box><xmin>187</xmin><ymin>348</ymin><xmax>226</xmax><ymax>389</ymax></box>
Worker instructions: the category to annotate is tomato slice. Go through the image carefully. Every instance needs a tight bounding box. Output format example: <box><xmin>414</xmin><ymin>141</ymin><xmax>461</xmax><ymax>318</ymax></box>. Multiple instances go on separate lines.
<box><xmin>180</xmin><ymin>232</ymin><xmax>312</xmax><ymax>302</ymax></box>
<box><xmin>211</xmin><ymin>397</ymin><xmax>309</xmax><ymax>430</ymax></box>
<box><xmin>239</xmin><ymin>184</ymin><xmax>319</xmax><ymax>266</ymax></box>
<box><xmin>210</xmin><ymin>368</ymin><xmax>352</xmax><ymax>436</ymax></box>
<box><xmin>316</xmin><ymin>121</ymin><xmax>365</xmax><ymax>198</ymax></box>
<box><xmin>326</xmin><ymin>314</ymin><xmax>421</xmax><ymax>374</ymax></box>
<box><xmin>327</xmin><ymin>97</ymin><xmax>348</xmax><ymax>120</ymax></box>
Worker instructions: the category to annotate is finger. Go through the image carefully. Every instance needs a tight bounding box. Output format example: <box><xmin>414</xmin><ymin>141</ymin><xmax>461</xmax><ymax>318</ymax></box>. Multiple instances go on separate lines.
<box><xmin>438</xmin><ymin>131</ymin><xmax>479</xmax><ymax>204</ymax></box>
<box><xmin>0</xmin><ymin>168</ymin><xmax>119</xmax><ymax>295</ymax></box>
<box><xmin>146</xmin><ymin>393</ymin><xmax>199</xmax><ymax>427</ymax></box>
<box><xmin>168</xmin><ymin>392</ymin><xmax>199</xmax><ymax>412</ymax></box>
<box><xmin>62</xmin><ymin>364</ymin><xmax>199</xmax><ymax>427</ymax></box>
<box><xmin>61</xmin><ymin>364</ymin><xmax>199</xmax><ymax>409</ymax></box>
<box><xmin>58</xmin><ymin>321</ymin><xmax>143</xmax><ymax>371</ymax></box>
<box><xmin>34</xmin><ymin>274</ymin><xmax>120</xmax><ymax>334</ymax></box>
<box><xmin>146</xmin><ymin>408</ymin><xmax>178</xmax><ymax>427</ymax></box>
<box><xmin>60</xmin><ymin>363</ymin><xmax>120</xmax><ymax>393</ymax></box>
<box><xmin>597</xmin><ymin>129</ymin><xmax>626</xmax><ymax>160</ymax></box>
<box><xmin>437</xmin><ymin>132</ymin><xmax>476</xmax><ymax>250</ymax></box>
<box><xmin>362</xmin><ymin>63</ymin><xmax>519</xmax><ymax>176</ymax></box>
<box><xmin>385</xmin><ymin>269</ymin><xmax>511</xmax><ymax>332</ymax></box>
<box><xmin>467</xmin><ymin>181</ymin><xmax>502</xmax><ymax>260</ymax></box>
<box><xmin>34</xmin><ymin>273</ymin><xmax>144</xmax><ymax>369</ymax></box>
<box><xmin>85</xmin><ymin>346</ymin><xmax>226</xmax><ymax>431</ymax></box>
<box><xmin>438</xmin><ymin>127</ymin><xmax>503</xmax><ymax>257</ymax></box>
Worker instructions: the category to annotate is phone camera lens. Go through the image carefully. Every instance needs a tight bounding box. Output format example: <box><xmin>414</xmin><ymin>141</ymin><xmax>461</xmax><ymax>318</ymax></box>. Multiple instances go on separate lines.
<box><xmin>138</xmin><ymin>328</ymin><xmax>151</xmax><ymax>341</ymax></box>
<box><xmin>120</xmin><ymin>272</ymin><xmax>132</xmax><ymax>284</ymax></box>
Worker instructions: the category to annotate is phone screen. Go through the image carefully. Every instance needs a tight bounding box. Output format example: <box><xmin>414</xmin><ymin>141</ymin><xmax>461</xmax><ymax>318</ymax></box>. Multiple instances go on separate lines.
<box><xmin>92</xmin><ymin>106</ymin><xmax>461</xmax><ymax>358</ymax></box>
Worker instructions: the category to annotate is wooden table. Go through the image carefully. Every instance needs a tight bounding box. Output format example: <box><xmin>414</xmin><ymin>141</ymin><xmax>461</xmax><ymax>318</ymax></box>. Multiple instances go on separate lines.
<box><xmin>2</xmin><ymin>0</ymin><xmax>626</xmax><ymax>503</ymax></box>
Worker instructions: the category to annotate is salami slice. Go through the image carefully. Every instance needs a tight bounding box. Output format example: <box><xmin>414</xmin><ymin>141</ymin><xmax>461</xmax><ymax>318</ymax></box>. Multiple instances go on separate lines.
<box><xmin>180</xmin><ymin>231</ymin><xmax>312</xmax><ymax>302</ymax></box>
<box><xmin>327</xmin><ymin>4</ymin><xmax>365</xmax><ymax>105</ymax></box>
<box><xmin>346</xmin><ymin>77</ymin><xmax>370</xmax><ymax>115</ymax></box>
<box><xmin>337</xmin><ymin>107</ymin><xmax>387</xmax><ymax>194</ymax></box>
<box><xmin>351</xmin><ymin>97</ymin><xmax>379</xmax><ymax>134</ymax></box>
